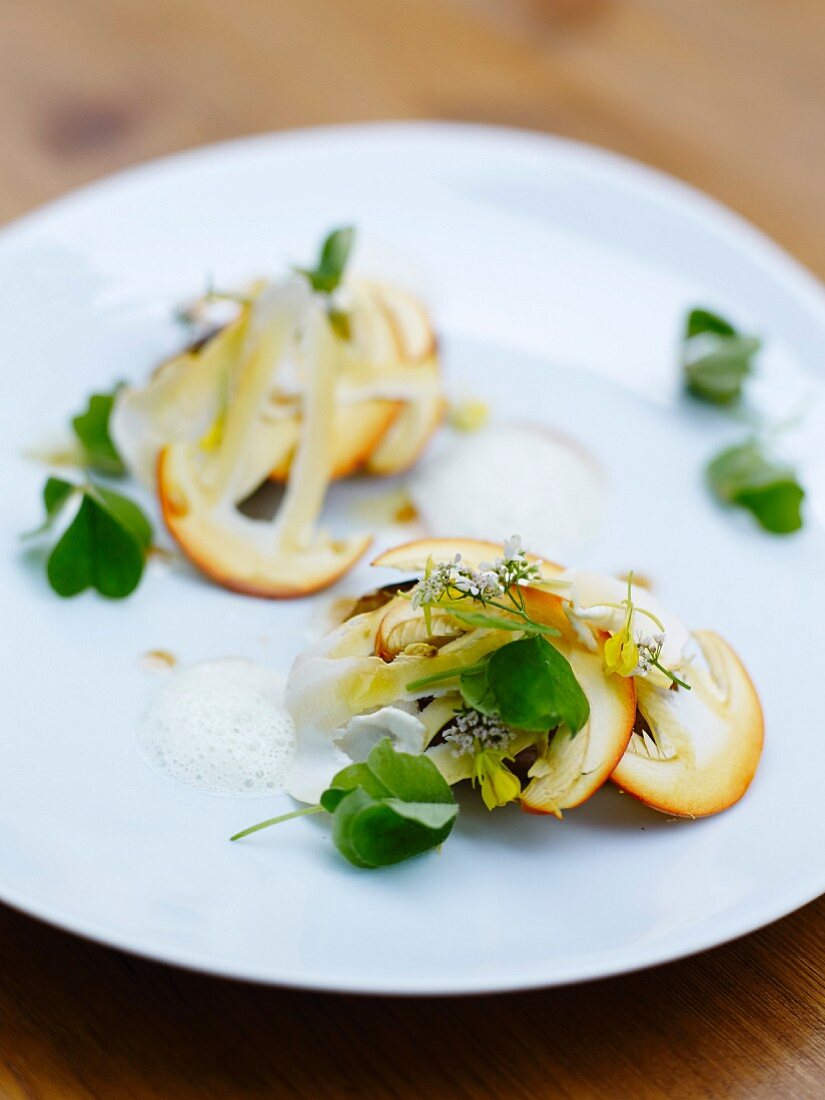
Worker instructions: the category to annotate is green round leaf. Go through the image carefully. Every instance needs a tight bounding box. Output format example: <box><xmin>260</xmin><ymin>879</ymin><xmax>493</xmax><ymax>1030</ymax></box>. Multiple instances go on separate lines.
<box><xmin>485</xmin><ymin>636</ymin><xmax>590</xmax><ymax>734</ymax></box>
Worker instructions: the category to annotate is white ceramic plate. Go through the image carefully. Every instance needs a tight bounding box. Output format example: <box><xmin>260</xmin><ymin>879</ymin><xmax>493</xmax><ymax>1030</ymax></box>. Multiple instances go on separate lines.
<box><xmin>2</xmin><ymin>123</ymin><xmax>824</xmax><ymax>995</ymax></box>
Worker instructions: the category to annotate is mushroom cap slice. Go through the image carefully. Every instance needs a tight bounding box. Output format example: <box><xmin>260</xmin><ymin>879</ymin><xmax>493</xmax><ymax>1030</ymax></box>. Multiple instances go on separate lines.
<box><xmin>519</xmin><ymin>639</ymin><xmax>637</xmax><ymax>814</ymax></box>
<box><xmin>355</xmin><ymin>281</ymin><xmax>443</xmax><ymax>475</ymax></box>
<box><xmin>268</xmin><ymin>279</ymin><xmax>440</xmax><ymax>481</ymax></box>
<box><xmin>372</xmin><ymin>537</ymin><xmax>563</xmax><ymax>580</ymax></box>
<box><xmin>374</xmin><ymin>595</ymin><xmax>464</xmax><ymax>661</ymax></box>
<box><xmin>159</xmin><ymin>445</ymin><xmax>370</xmax><ymax>598</ymax></box>
<box><xmin>364</xmin><ymin>387</ymin><xmax>446</xmax><ymax>475</ymax></box>
<box><xmin>561</xmin><ymin>568</ymin><xmax>694</xmax><ymax>678</ymax></box>
<box><xmin>611</xmin><ymin>630</ymin><xmax>764</xmax><ymax>817</ymax></box>
<box><xmin>159</xmin><ymin>282</ymin><xmax>370</xmax><ymax>598</ymax></box>
<box><xmin>268</xmin><ymin>399</ymin><xmax>400</xmax><ymax>481</ymax></box>
<box><xmin>366</xmin><ymin>280</ymin><xmax>437</xmax><ymax>362</ymax></box>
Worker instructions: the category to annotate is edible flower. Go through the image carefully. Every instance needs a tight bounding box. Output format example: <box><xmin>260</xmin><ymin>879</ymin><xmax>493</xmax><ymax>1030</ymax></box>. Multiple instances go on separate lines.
<box><xmin>602</xmin><ymin>573</ymin><xmax>640</xmax><ymax>677</ymax></box>
<box><xmin>600</xmin><ymin>573</ymin><xmax>690</xmax><ymax>690</ymax></box>
<box><xmin>603</xmin><ymin>626</ymin><xmax>639</xmax><ymax>678</ymax></box>
<box><xmin>473</xmin><ymin>749</ymin><xmax>521</xmax><ymax>811</ymax></box>
<box><xmin>408</xmin><ymin>536</ymin><xmax>544</xmax><ymax>625</ymax></box>
<box><xmin>443</xmin><ymin>708</ymin><xmax>515</xmax><ymax>758</ymax></box>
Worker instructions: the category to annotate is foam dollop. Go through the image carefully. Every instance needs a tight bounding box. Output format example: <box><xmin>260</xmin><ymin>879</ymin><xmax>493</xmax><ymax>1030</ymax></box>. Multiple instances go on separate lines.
<box><xmin>137</xmin><ymin>659</ymin><xmax>295</xmax><ymax>796</ymax></box>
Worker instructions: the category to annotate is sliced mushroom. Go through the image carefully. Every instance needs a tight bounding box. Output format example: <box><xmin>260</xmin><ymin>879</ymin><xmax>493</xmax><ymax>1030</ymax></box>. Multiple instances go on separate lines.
<box><xmin>611</xmin><ymin>630</ymin><xmax>763</xmax><ymax>817</ymax></box>
<box><xmin>268</xmin><ymin>400</ymin><xmax>400</xmax><ymax>481</ymax></box>
<box><xmin>519</xmin><ymin>640</ymin><xmax>637</xmax><ymax>815</ymax></box>
<box><xmin>114</xmin><ymin>276</ymin><xmax>443</xmax><ymax>493</ymax></box>
<box><xmin>266</xmin><ymin>279</ymin><xmax>441</xmax><ymax>481</ymax></box>
<box><xmin>560</xmin><ymin>568</ymin><xmax>693</xmax><ymax>676</ymax></box>
<box><xmin>111</xmin><ymin>309</ymin><xmax>252</xmax><ymax>489</ymax></box>
<box><xmin>374</xmin><ymin>594</ymin><xmax>464</xmax><ymax>660</ymax></box>
<box><xmin>354</xmin><ymin>280</ymin><xmax>443</xmax><ymax>476</ymax></box>
<box><xmin>365</xmin><ymin>388</ymin><xmax>446</xmax><ymax>475</ymax></box>
<box><xmin>372</xmin><ymin>537</ymin><xmax>563</xmax><ymax>580</ymax></box>
<box><xmin>159</xmin><ymin>281</ymin><xmax>370</xmax><ymax>597</ymax></box>
<box><xmin>285</xmin><ymin>604</ymin><xmax>511</xmax><ymax>803</ymax></box>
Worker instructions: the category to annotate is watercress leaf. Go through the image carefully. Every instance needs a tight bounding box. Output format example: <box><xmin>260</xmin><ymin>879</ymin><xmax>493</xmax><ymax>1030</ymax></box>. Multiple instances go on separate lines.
<box><xmin>707</xmin><ymin>442</ymin><xmax>804</xmax><ymax>534</ymax></box>
<box><xmin>736</xmin><ymin>481</ymin><xmax>804</xmax><ymax>534</ymax></box>
<box><xmin>682</xmin><ymin>308</ymin><xmax>760</xmax><ymax>405</ymax></box>
<box><xmin>330</xmin><ymin>787</ymin><xmax>378</xmax><ymax>868</ymax></box>
<box><xmin>298</xmin><ymin>227</ymin><xmax>355</xmax><ymax>294</ymax></box>
<box><xmin>44</xmin><ymin>477</ymin><xmax>76</xmax><ymax>518</ymax></box>
<box><xmin>71</xmin><ymin>389</ymin><xmax>126</xmax><ymax>475</ymax></box>
<box><xmin>46</xmin><ymin>496</ymin><xmax>96</xmax><ymax>597</ymax></box>
<box><xmin>22</xmin><ymin>477</ymin><xmax>76</xmax><ymax>539</ymax></box>
<box><xmin>486</xmin><ymin>636</ymin><xmax>590</xmax><ymax>734</ymax></box>
<box><xmin>450</xmin><ymin>608</ymin><xmax>558</xmax><ymax>635</ymax></box>
<box><xmin>685</xmin><ymin>308</ymin><xmax>736</xmax><ymax>340</ymax></box>
<box><xmin>319</xmin><ymin>788</ymin><xmax>348</xmax><ymax>814</ymax></box>
<box><xmin>365</xmin><ymin>738</ymin><xmax>454</xmax><ymax>804</ymax></box>
<box><xmin>346</xmin><ymin>799</ymin><xmax>456</xmax><ymax>867</ymax></box>
<box><xmin>47</xmin><ymin>492</ymin><xmax>147</xmax><ymax>598</ymax></box>
<box><xmin>86</xmin><ymin>484</ymin><xmax>153</xmax><ymax>549</ymax></box>
<box><xmin>382</xmin><ymin>800</ymin><xmax>459</xmax><ymax>830</ymax></box>
<box><xmin>321</xmin><ymin>761</ymin><xmax>392</xmax><ymax>813</ymax></box>
<box><xmin>459</xmin><ymin>664</ymin><xmax>500</xmax><ymax>717</ymax></box>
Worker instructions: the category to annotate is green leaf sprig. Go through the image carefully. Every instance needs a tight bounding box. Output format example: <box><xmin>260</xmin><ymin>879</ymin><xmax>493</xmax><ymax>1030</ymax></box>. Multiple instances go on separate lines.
<box><xmin>297</xmin><ymin>226</ymin><xmax>355</xmax><ymax>339</ymax></box>
<box><xmin>297</xmin><ymin>226</ymin><xmax>355</xmax><ymax>295</ymax></box>
<box><xmin>23</xmin><ymin>475</ymin><xmax>153</xmax><ymax>598</ymax></box>
<box><xmin>682</xmin><ymin>308</ymin><xmax>760</xmax><ymax>405</ymax></box>
<box><xmin>681</xmin><ymin>306</ymin><xmax>806</xmax><ymax>534</ymax></box>
<box><xmin>706</xmin><ymin>441</ymin><xmax>804</xmax><ymax>535</ymax></box>
<box><xmin>231</xmin><ymin>738</ymin><xmax>458</xmax><ymax>868</ymax></box>
<box><xmin>71</xmin><ymin>387</ymin><xmax>126</xmax><ymax>476</ymax></box>
<box><xmin>407</xmin><ymin>634</ymin><xmax>590</xmax><ymax>736</ymax></box>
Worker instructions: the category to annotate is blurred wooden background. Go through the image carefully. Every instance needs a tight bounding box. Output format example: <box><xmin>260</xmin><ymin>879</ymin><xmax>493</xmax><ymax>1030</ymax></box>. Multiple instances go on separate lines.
<box><xmin>1</xmin><ymin>1</ymin><xmax>823</xmax><ymax>1096</ymax></box>
<box><xmin>2</xmin><ymin>0</ymin><xmax>825</xmax><ymax>276</ymax></box>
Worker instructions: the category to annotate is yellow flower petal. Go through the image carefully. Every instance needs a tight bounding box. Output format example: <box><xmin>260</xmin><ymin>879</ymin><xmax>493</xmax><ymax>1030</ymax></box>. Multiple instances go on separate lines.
<box><xmin>473</xmin><ymin>750</ymin><xmax>521</xmax><ymax>811</ymax></box>
<box><xmin>604</xmin><ymin>629</ymin><xmax>638</xmax><ymax>677</ymax></box>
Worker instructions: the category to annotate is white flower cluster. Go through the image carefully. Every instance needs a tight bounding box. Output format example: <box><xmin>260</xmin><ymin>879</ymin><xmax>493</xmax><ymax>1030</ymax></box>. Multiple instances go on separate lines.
<box><xmin>488</xmin><ymin>536</ymin><xmax>542</xmax><ymax>591</ymax></box>
<box><xmin>443</xmin><ymin>709</ymin><xmax>515</xmax><ymax>758</ymax></box>
<box><xmin>410</xmin><ymin>536</ymin><xmax>540</xmax><ymax>611</ymax></box>
<box><xmin>409</xmin><ymin>556</ymin><xmax>483</xmax><ymax>609</ymax></box>
<box><xmin>634</xmin><ymin>632</ymin><xmax>666</xmax><ymax>675</ymax></box>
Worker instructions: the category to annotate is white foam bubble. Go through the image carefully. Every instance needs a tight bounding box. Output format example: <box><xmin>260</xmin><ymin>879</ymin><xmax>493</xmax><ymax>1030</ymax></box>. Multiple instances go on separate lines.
<box><xmin>136</xmin><ymin>659</ymin><xmax>295</xmax><ymax>796</ymax></box>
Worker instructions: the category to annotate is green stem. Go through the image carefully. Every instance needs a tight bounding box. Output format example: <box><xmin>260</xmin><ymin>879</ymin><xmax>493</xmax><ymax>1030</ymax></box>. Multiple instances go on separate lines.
<box><xmin>230</xmin><ymin>804</ymin><xmax>325</xmax><ymax>841</ymax></box>
<box><xmin>406</xmin><ymin>659</ymin><xmax>490</xmax><ymax>692</ymax></box>
<box><xmin>649</xmin><ymin>656</ymin><xmax>692</xmax><ymax>691</ymax></box>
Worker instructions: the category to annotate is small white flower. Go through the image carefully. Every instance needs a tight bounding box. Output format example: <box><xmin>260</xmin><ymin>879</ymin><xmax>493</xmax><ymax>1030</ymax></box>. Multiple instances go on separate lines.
<box><xmin>503</xmin><ymin>535</ymin><xmax>523</xmax><ymax>561</ymax></box>
<box><xmin>444</xmin><ymin>709</ymin><xmax>514</xmax><ymax>757</ymax></box>
<box><xmin>476</xmin><ymin>570</ymin><xmax>504</xmax><ymax>598</ymax></box>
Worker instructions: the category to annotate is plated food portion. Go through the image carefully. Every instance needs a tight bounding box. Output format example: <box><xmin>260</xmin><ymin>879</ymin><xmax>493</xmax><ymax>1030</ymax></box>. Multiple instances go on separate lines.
<box><xmin>20</xmin><ymin>228</ymin><xmax>773</xmax><ymax>874</ymax></box>
<box><xmin>235</xmin><ymin>536</ymin><xmax>763</xmax><ymax>868</ymax></box>
<box><xmin>26</xmin><ymin>229</ymin><xmax>445</xmax><ymax>600</ymax></box>
<box><xmin>116</xmin><ymin>228</ymin><xmax>442</xmax><ymax>597</ymax></box>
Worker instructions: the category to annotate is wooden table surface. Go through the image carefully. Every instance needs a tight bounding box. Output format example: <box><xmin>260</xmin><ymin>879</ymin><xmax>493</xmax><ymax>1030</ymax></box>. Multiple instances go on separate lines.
<box><xmin>1</xmin><ymin>2</ymin><xmax>823</xmax><ymax>1096</ymax></box>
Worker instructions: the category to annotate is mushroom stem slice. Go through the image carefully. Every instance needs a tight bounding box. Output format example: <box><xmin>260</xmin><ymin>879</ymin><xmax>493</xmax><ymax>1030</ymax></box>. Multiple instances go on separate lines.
<box><xmin>110</xmin><ymin>309</ymin><xmax>250</xmax><ymax>488</ymax></box>
<box><xmin>159</xmin><ymin>283</ymin><xmax>370</xmax><ymax>598</ymax></box>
